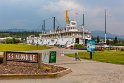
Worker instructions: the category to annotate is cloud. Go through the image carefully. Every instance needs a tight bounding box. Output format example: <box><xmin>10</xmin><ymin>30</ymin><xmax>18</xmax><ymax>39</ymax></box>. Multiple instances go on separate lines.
<box><xmin>0</xmin><ymin>0</ymin><xmax>124</xmax><ymax>35</ymax></box>
<box><xmin>42</xmin><ymin>0</ymin><xmax>84</xmax><ymax>13</ymax></box>
<box><xmin>37</xmin><ymin>0</ymin><xmax>86</xmax><ymax>27</ymax></box>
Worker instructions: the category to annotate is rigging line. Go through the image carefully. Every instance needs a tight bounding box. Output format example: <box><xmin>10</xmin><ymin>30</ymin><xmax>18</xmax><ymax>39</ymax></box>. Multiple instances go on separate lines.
<box><xmin>44</xmin><ymin>17</ymin><xmax>53</xmax><ymax>21</ymax></box>
<box><xmin>55</xmin><ymin>18</ymin><xmax>61</xmax><ymax>27</ymax></box>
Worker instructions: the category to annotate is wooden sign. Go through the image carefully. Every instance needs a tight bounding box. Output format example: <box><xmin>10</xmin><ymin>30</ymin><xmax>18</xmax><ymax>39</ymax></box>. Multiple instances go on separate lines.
<box><xmin>6</xmin><ymin>52</ymin><xmax>38</xmax><ymax>63</ymax></box>
<box><xmin>4</xmin><ymin>51</ymin><xmax>41</xmax><ymax>68</ymax></box>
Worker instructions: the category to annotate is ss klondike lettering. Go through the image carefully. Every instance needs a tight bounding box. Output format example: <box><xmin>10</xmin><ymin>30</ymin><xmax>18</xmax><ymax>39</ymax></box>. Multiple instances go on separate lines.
<box><xmin>6</xmin><ymin>52</ymin><xmax>38</xmax><ymax>63</ymax></box>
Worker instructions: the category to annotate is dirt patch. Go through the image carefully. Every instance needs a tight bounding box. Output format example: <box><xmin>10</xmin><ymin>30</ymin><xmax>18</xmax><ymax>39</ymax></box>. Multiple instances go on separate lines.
<box><xmin>0</xmin><ymin>61</ymin><xmax>66</xmax><ymax>75</ymax></box>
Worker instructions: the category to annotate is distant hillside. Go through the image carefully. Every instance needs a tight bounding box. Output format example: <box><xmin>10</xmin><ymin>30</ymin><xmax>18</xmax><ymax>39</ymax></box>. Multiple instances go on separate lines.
<box><xmin>4</xmin><ymin>28</ymin><xmax>27</xmax><ymax>32</ymax></box>
<box><xmin>91</xmin><ymin>30</ymin><xmax>124</xmax><ymax>39</ymax></box>
<box><xmin>2</xmin><ymin>28</ymin><xmax>50</xmax><ymax>32</ymax></box>
<box><xmin>1</xmin><ymin>29</ymin><xmax>124</xmax><ymax>39</ymax></box>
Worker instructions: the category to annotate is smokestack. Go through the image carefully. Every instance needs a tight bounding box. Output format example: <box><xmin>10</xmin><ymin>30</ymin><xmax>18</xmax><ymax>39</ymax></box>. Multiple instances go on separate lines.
<box><xmin>82</xmin><ymin>13</ymin><xmax>84</xmax><ymax>26</ymax></box>
<box><xmin>53</xmin><ymin>17</ymin><xmax>55</xmax><ymax>31</ymax></box>
<box><xmin>66</xmin><ymin>10</ymin><xmax>69</xmax><ymax>24</ymax></box>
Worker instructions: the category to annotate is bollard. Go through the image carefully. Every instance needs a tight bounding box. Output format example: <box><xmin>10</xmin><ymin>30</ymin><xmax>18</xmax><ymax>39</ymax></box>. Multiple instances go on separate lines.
<box><xmin>61</xmin><ymin>50</ymin><xmax>64</xmax><ymax>56</ymax></box>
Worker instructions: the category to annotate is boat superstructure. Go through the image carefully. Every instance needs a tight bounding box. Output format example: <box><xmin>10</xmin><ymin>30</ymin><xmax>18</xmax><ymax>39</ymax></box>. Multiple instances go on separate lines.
<box><xmin>26</xmin><ymin>10</ymin><xmax>91</xmax><ymax>47</ymax></box>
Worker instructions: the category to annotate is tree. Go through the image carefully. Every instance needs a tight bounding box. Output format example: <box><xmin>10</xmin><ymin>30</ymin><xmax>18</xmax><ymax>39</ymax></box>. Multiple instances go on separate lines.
<box><xmin>92</xmin><ymin>36</ymin><xmax>95</xmax><ymax>40</ymax></box>
<box><xmin>12</xmin><ymin>38</ymin><xmax>16</xmax><ymax>44</ymax></box>
<box><xmin>4</xmin><ymin>38</ymin><xmax>21</xmax><ymax>44</ymax></box>
<box><xmin>97</xmin><ymin>36</ymin><xmax>100</xmax><ymax>43</ymax></box>
<box><xmin>114</xmin><ymin>36</ymin><xmax>118</xmax><ymax>45</ymax></box>
<box><xmin>106</xmin><ymin>39</ymin><xmax>110</xmax><ymax>45</ymax></box>
<box><xmin>5</xmin><ymin>38</ymin><xmax>12</xmax><ymax>44</ymax></box>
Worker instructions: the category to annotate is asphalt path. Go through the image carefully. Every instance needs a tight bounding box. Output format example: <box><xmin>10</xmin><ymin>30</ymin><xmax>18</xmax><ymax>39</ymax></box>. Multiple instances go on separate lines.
<box><xmin>0</xmin><ymin>48</ymin><xmax>124</xmax><ymax>83</ymax></box>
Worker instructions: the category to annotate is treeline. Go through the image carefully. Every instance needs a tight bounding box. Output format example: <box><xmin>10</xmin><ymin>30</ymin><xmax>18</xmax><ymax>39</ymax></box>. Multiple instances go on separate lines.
<box><xmin>0</xmin><ymin>31</ymin><xmax>42</xmax><ymax>39</ymax></box>
<box><xmin>3</xmin><ymin>38</ymin><xmax>21</xmax><ymax>44</ymax></box>
<box><xmin>95</xmin><ymin>36</ymin><xmax>124</xmax><ymax>46</ymax></box>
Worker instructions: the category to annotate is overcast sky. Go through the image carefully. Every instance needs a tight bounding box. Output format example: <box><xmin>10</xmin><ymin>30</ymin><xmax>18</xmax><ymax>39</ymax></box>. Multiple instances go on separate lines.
<box><xmin>0</xmin><ymin>0</ymin><xmax>124</xmax><ymax>35</ymax></box>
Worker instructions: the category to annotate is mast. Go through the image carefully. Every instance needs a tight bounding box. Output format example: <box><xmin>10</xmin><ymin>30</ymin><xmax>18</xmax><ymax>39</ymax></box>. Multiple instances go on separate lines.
<box><xmin>43</xmin><ymin>20</ymin><xmax>45</xmax><ymax>31</ymax></box>
<box><xmin>42</xmin><ymin>25</ymin><xmax>44</xmax><ymax>32</ymax></box>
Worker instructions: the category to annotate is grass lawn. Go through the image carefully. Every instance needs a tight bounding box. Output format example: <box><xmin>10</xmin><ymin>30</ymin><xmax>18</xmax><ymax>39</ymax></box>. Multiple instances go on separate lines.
<box><xmin>0</xmin><ymin>44</ymin><xmax>50</xmax><ymax>51</ymax></box>
<box><xmin>66</xmin><ymin>51</ymin><xmax>124</xmax><ymax>65</ymax></box>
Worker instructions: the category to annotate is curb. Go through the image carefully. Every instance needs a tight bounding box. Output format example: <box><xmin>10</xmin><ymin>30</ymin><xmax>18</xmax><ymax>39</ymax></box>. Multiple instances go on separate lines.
<box><xmin>0</xmin><ymin>68</ymin><xmax>72</xmax><ymax>79</ymax></box>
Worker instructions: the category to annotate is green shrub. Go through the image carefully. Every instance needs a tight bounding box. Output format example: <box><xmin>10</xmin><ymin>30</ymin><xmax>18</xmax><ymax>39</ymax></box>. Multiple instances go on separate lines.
<box><xmin>4</xmin><ymin>38</ymin><xmax>21</xmax><ymax>44</ymax></box>
<box><xmin>120</xmin><ymin>48</ymin><xmax>124</xmax><ymax>51</ymax></box>
<box><xmin>95</xmin><ymin>47</ymin><xmax>104</xmax><ymax>51</ymax></box>
<box><xmin>74</xmin><ymin>44</ymin><xmax>86</xmax><ymax>50</ymax></box>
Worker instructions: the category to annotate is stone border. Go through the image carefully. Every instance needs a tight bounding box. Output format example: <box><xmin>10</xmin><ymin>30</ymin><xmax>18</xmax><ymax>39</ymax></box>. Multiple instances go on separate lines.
<box><xmin>0</xmin><ymin>68</ymin><xmax>72</xmax><ymax>79</ymax></box>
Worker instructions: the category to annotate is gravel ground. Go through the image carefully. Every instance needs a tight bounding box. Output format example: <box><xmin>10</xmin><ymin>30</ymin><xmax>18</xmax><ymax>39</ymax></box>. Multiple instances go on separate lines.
<box><xmin>0</xmin><ymin>48</ymin><xmax>124</xmax><ymax>83</ymax></box>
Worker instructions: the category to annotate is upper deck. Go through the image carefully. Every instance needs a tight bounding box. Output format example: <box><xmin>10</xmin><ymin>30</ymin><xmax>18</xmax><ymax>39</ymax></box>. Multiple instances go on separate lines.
<box><xmin>39</xmin><ymin>21</ymin><xmax>91</xmax><ymax>40</ymax></box>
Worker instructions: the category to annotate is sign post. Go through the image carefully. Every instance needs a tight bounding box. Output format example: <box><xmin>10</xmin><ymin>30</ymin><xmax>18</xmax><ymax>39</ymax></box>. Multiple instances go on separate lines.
<box><xmin>3</xmin><ymin>52</ymin><xmax>7</xmax><ymax>65</ymax></box>
<box><xmin>38</xmin><ymin>53</ymin><xmax>42</xmax><ymax>69</ymax></box>
<box><xmin>87</xmin><ymin>40</ymin><xmax>95</xmax><ymax>59</ymax></box>
<box><xmin>90</xmin><ymin>52</ymin><xmax>92</xmax><ymax>59</ymax></box>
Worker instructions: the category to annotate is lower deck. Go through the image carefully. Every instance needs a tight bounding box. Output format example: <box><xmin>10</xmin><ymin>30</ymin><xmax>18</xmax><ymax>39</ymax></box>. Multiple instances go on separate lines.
<box><xmin>27</xmin><ymin>37</ymin><xmax>90</xmax><ymax>48</ymax></box>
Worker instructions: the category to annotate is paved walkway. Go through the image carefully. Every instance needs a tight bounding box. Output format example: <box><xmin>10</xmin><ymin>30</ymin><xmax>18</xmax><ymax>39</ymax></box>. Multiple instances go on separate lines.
<box><xmin>0</xmin><ymin>48</ymin><xmax>124</xmax><ymax>83</ymax></box>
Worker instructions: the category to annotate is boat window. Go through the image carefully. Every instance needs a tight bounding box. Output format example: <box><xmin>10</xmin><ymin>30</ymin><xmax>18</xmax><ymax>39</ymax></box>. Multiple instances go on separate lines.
<box><xmin>51</xmin><ymin>40</ymin><xmax>54</xmax><ymax>42</ymax></box>
<box><xmin>71</xmin><ymin>22</ymin><xmax>76</xmax><ymax>25</ymax></box>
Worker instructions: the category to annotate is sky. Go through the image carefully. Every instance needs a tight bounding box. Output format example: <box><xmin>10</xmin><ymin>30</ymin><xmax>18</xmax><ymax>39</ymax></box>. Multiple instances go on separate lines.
<box><xmin>0</xmin><ymin>0</ymin><xmax>124</xmax><ymax>35</ymax></box>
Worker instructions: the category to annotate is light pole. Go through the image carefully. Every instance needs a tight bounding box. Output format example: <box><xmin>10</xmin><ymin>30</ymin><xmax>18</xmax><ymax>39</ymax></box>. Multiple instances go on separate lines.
<box><xmin>105</xmin><ymin>9</ymin><xmax>107</xmax><ymax>44</ymax></box>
